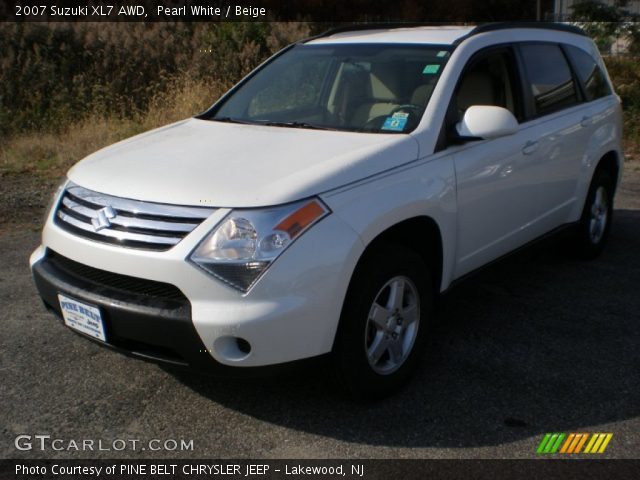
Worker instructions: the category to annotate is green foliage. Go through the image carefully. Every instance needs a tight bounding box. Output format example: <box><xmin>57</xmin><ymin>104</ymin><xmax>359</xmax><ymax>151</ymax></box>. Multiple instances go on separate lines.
<box><xmin>569</xmin><ymin>0</ymin><xmax>640</xmax><ymax>52</ymax></box>
<box><xmin>622</xmin><ymin>22</ymin><xmax>640</xmax><ymax>55</ymax></box>
<box><xmin>0</xmin><ymin>22</ymin><xmax>310</xmax><ymax>138</ymax></box>
<box><xmin>604</xmin><ymin>56</ymin><xmax>640</xmax><ymax>149</ymax></box>
<box><xmin>606</xmin><ymin>56</ymin><xmax>640</xmax><ymax>109</ymax></box>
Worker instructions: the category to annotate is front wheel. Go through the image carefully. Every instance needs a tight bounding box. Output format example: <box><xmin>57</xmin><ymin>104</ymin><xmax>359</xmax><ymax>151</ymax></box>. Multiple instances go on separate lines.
<box><xmin>333</xmin><ymin>246</ymin><xmax>433</xmax><ymax>399</ymax></box>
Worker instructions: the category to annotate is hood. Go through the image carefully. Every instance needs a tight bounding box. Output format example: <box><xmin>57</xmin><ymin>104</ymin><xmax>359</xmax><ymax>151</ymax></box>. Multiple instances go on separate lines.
<box><xmin>68</xmin><ymin>118</ymin><xmax>419</xmax><ymax>207</ymax></box>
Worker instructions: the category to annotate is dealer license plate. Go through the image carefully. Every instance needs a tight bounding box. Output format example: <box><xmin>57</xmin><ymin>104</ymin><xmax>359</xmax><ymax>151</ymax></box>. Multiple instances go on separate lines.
<box><xmin>58</xmin><ymin>294</ymin><xmax>106</xmax><ymax>342</ymax></box>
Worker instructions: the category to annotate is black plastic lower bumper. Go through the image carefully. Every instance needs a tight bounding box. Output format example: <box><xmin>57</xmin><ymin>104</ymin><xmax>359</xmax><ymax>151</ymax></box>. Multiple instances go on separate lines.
<box><xmin>32</xmin><ymin>250</ymin><xmax>237</xmax><ymax>373</ymax></box>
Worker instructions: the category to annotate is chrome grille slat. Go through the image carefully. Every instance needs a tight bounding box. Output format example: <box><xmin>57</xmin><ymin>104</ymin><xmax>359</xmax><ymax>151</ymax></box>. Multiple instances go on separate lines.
<box><xmin>54</xmin><ymin>183</ymin><xmax>215</xmax><ymax>251</ymax></box>
<box><xmin>60</xmin><ymin>197</ymin><xmax>198</xmax><ymax>233</ymax></box>
<box><xmin>57</xmin><ymin>211</ymin><xmax>182</xmax><ymax>245</ymax></box>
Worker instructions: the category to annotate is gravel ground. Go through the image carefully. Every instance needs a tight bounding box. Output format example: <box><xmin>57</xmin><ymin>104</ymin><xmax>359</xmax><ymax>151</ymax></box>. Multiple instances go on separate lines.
<box><xmin>1</xmin><ymin>165</ymin><xmax>639</xmax><ymax>460</ymax></box>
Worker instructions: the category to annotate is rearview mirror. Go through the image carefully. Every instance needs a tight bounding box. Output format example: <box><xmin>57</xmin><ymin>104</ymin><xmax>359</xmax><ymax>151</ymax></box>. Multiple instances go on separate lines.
<box><xmin>456</xmin><ymin>105</ymin><xmax>518</xmax><ymax>140</ymax></box>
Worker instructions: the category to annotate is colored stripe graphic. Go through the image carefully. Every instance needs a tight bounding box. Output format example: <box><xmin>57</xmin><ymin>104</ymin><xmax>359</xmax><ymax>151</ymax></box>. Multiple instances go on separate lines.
<box><xmin>539</xmin><ymin>433</ymin><xmax>613</xmax><ymax>454</ymax></box>
<box><xmin>550</xmin><ymin>433</ymin><xmax>565</xmax><ymax>453</ymax></box>
<box><xmin>568</xmin><ymin>433</ymin><xmax>589</xmax><ymax>453</ymax></box>
<box><xmin>585</xmin><ymin>433</ymin><xmax>613</xmax><ymax>453</ymax></box>
<box><xmin>537</xmin><ymin>433</ymin><xmax>565</xmax><ymax>454</ymax></box>
<box><xmin>559</xmin><ymin>434</ymin><xmax>575</xmax><ymax>453</ymax></box>
<box><xmin>573</xmin><ymin>433</ymin><xmax>590</xmax><ymax>453</ymax></box>
<box><xmin>537</xmin><ymin>434</ymin><xmax>553</xmax><ymax>454</ymax></box>
<box><xmin>584</xmin><ymin>434</ymin><xmax>598</xmax><ymax>453</ymax></box>
<box><xmin>567</xmin><ymin>434</ymin><xmax>581</xmax><ymax>453</ymax></box>
<box><xmin>598</xmin><ymin>433</ymin><xmax>613</xmax><ymax>453</ymax></box>
<box><xmin>562</xmin><ymin>433</ymin><xmax>588</xmax><ymax>454</ymax></box>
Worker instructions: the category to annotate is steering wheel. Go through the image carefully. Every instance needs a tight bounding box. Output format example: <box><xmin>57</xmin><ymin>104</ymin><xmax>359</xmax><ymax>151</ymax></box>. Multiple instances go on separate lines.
<box><xmin>390</xmin><ymin>104</ymin><xmax>423</xmax><ymax>116</ymax></box>
<box><xmin>363</xmin><ymin>115</ymin><xmax>388</xmax><ymax>130</ymax></box>
<box><xmin>363</xmin><ymin>104</ymin><xmax>424</xmax><ymax>130</ymax></box>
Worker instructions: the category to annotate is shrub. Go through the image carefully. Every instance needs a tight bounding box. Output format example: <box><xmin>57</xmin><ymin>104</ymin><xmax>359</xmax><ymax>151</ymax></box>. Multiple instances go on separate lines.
<box><xmin>0</xmin><ymin>22</ymin><xmax>310</xmax><ymax>137</ymax></box>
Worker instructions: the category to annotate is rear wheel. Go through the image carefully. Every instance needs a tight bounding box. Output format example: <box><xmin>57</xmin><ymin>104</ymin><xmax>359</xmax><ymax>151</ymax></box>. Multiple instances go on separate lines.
<box><xmin>572</xmin><ymin>169</ymin><xmax>614</xmax><ymax>259</ymax></box>
<box><xmin>333</xmin><ymin>246</ymin><xmax>433</xmax><ymax>399</ymax></box>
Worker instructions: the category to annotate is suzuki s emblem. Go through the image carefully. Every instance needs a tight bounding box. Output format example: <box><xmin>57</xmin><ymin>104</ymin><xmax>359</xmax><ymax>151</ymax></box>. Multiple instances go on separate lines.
<box><xmin>91</xmin><ymin>206</ymin><xmax>117</xmax><ymax>231</ymax></box>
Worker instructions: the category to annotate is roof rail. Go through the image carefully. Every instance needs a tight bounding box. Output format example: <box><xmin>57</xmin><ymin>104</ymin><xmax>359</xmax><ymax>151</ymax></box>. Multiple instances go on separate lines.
<box><xmin>301</xmin><ymin>22</ymin><xmax>469</xmax><ymax>43</ymax></box>
<box><xmin>300</xmin><ymin>21</ymin><xmax>586</xmax><ymax>45</ymax></box>
<box><xmin>454</xmin><ymin>22</ymin><xmax>587</xmax><ymax>44</ymax></box>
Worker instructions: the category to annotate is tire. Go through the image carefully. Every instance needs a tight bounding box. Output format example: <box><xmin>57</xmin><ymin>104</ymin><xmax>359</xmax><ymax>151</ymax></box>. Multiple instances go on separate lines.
<box><xmin>333</xmin><ymin>245</ymin><xmax>434</xmax><ymax>399</ymax></box>
<box><xmin>572</xmin><ymin>168</ymin><xmax>614</xmax><ymax>259</ymax></box>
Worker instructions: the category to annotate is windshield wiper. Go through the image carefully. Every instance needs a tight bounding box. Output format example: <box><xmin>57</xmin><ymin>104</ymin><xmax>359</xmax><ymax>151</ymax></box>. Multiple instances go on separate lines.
<box><xmin>211</xmin><ymin>117</ymin><xmax>339</xmax><ymax>131</ymax></box>
<box><xmin>261</xmin><ymin>121</ymin><xmax>339</xmax><ymax>131</ymax></box>
<box><xmin>210</xmin><ymin>116</ymin><xmax>259</xmax><ymax>125</ymax></box>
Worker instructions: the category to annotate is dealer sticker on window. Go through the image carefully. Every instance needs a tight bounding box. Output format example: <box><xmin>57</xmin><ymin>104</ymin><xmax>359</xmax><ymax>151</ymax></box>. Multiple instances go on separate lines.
<box><xmin>381</xmin><ymin>112</ymin><xmax>409</xmax><ymax>132</ymax></box>
<box><xmin>58</xmin><ymin>294</ymin><xmax>106</xmax><ymax>342</ymax></box>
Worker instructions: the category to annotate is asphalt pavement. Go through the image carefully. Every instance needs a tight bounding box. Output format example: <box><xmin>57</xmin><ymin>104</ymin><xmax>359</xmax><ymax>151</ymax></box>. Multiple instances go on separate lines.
<box><xmin>1</xmin><ymin>165</ymin><xmax>639</xmax><ymax>459</ymax></box>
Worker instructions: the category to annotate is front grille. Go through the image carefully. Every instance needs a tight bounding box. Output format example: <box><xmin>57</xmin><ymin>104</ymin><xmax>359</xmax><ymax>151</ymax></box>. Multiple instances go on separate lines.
<box><xmin>47</xmin><ymin>250</ymin><xmax>187</xmax><ymax>302</ymax></box>
<box><xmin>54</xmin><ymin>182</ymin><xmax>215</xmax><ymax>251</ymax></box>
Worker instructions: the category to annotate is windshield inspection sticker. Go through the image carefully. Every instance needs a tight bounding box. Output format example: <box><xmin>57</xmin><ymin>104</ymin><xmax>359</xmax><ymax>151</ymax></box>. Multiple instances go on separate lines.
<box><xmin>437</xmin><ymin>50</ymin><xmax>449</xmax><ymax>58</ymax></box>
<box><xmin>381</xmin><ymin>112</ymin><xmax>409</xmax><ymax>131</ymax></box>
<box><xmin>422</xmin><ymin>64</ymin><xmax>441</xmax><ymax>74</ymax></box>
<box><xmin>422</xmin><ymin>63</ymin><xmax>440</xmax><ymax>75</ymax></box>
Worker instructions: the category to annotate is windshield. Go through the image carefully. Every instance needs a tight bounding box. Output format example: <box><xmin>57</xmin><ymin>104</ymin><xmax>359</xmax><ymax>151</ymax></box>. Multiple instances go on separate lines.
<box><xmin>205</xmin><ymin>43</ymin><xmax>451</xmax><ymax>133</ymax></box>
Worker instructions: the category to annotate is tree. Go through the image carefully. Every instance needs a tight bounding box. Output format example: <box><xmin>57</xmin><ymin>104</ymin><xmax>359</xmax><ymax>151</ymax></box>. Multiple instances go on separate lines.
<box><xmin>569</xmin><ymin>0</ymin><xmax>640</xmax><ymax>53</ymax></box>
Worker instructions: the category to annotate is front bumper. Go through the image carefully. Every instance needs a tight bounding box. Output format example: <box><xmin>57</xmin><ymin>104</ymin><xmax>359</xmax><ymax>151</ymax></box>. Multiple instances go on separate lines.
<box><xmin>33</xmin><ymin>250</ymin><xmax>217</xmax><ymax>370</ymax></box>
<box><xmin>31</xmin><ymin>204</ymin><xmax>364</xmax><ymax>369</ymax></box>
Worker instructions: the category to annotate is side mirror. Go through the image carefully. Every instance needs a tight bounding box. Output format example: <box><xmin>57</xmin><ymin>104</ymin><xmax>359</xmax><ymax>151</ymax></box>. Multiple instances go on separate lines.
<box><xmin>456</xmin><ymin>105</ymin><xmax>518</xmax><ymax>140</ymax></box>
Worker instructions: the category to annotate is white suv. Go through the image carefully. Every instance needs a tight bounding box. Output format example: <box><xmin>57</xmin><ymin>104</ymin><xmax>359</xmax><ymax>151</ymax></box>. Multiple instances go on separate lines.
<box><xmin>31</xmin><ymin>23</ymin><xmax>623</xmax><ymax>397</ymax></box>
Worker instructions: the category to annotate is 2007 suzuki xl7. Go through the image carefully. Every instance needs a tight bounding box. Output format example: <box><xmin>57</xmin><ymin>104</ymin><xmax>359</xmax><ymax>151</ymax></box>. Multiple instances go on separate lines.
<box><xmin>31</xmin><ymin>23</ymin><xmax>623</xmax><ymax>397</ymax></box>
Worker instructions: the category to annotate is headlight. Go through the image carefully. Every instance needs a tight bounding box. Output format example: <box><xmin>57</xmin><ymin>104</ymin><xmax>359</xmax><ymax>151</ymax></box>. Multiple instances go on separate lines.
<box><xmin>189</xmin><ymin>198</ymin><xmax>330</xmax><ymax>292</ymax></box>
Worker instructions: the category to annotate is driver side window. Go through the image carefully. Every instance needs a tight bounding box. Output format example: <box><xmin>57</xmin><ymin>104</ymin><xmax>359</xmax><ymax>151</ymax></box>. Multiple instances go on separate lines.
<box><xmin>454</xmin><ymin>49</ymin><xmax>521</xmax><ymax>123</ymax></box>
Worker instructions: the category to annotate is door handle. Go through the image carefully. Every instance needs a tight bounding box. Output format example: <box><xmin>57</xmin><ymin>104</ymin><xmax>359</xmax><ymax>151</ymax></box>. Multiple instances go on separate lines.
<box><xmin>580</xmin><ymin>116</ymin><xmax>592</xmax><ymax>127</ymax></box>
<box><xmin>522</xmin><ymin>140</ymin><xmax>539</xmax><ymax>156</ymax></box>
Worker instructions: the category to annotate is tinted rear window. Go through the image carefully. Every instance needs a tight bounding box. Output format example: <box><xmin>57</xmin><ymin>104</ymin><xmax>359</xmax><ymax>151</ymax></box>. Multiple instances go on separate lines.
<box><xmin>564</xmin><ymin>45</ymin><xmax>612</xmax><ymax>101</ymax></box>
<box><xmin>520</xmin><ymin>44</ymin><xmax>579</xmax><ymax>116</ymax></box>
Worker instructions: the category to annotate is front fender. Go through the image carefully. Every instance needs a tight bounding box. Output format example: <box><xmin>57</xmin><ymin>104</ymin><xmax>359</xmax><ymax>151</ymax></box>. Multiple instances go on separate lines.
<box><xmin>322</xmin><ymin>153</ymin><xmax>458</xmax><ymax>292</ymax></box>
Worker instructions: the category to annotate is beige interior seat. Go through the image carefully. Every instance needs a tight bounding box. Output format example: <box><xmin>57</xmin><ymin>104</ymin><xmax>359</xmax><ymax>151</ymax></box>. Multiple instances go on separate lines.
<box><xmin>348</xmin><ymin>66</ymin><xmax>403</xmax><ymax>126</ymax></box>
<box><xmin>457</xmin><ymin>71</ymin><xmax>495</xmax><ymax>112</ymax></box>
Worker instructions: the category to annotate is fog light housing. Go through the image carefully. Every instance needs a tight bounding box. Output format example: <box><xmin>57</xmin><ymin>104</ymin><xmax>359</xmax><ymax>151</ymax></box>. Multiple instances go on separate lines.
<box><xmin>214</xmin><ymin>336</ymin><xmax>252</xmax><ymax>361</ymax></box>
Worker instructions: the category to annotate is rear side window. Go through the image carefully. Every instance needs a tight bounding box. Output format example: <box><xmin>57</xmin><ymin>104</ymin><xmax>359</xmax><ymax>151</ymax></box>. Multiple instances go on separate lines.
<box><xmin>564</xmin><ymin>45</ymin><xmax>612</xmax><ymax>101</ymax></box>
<box><xmin>519</xmin><ymin>44</ymin><xmax>578</xmax><ymax>116</ymax></box>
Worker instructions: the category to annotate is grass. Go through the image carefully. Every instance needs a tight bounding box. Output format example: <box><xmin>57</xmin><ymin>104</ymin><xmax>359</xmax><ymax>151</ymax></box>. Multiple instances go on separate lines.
<box><xmin>1</xmin><ymin>76</ymin><xmax>227</xmax><ymax>177</ymax></box>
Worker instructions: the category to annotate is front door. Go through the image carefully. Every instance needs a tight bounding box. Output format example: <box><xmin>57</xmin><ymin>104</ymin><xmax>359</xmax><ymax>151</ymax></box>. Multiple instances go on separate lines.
<box><xmin>448</xmin><ymin>47</ymin><xmax>541</xmax><ymax>276</ymax></box>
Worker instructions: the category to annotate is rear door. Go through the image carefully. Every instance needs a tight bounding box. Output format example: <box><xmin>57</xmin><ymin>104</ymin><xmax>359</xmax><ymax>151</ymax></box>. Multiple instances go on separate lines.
<box><xmin>561</xmin><ymin>43</ymin><xmax>618</xmax><ymax>211</ymax></box>
<box><xmin>514</xmin><ymin>42</ymin><xmax>593</xmax><ymax>234</ymax></box>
